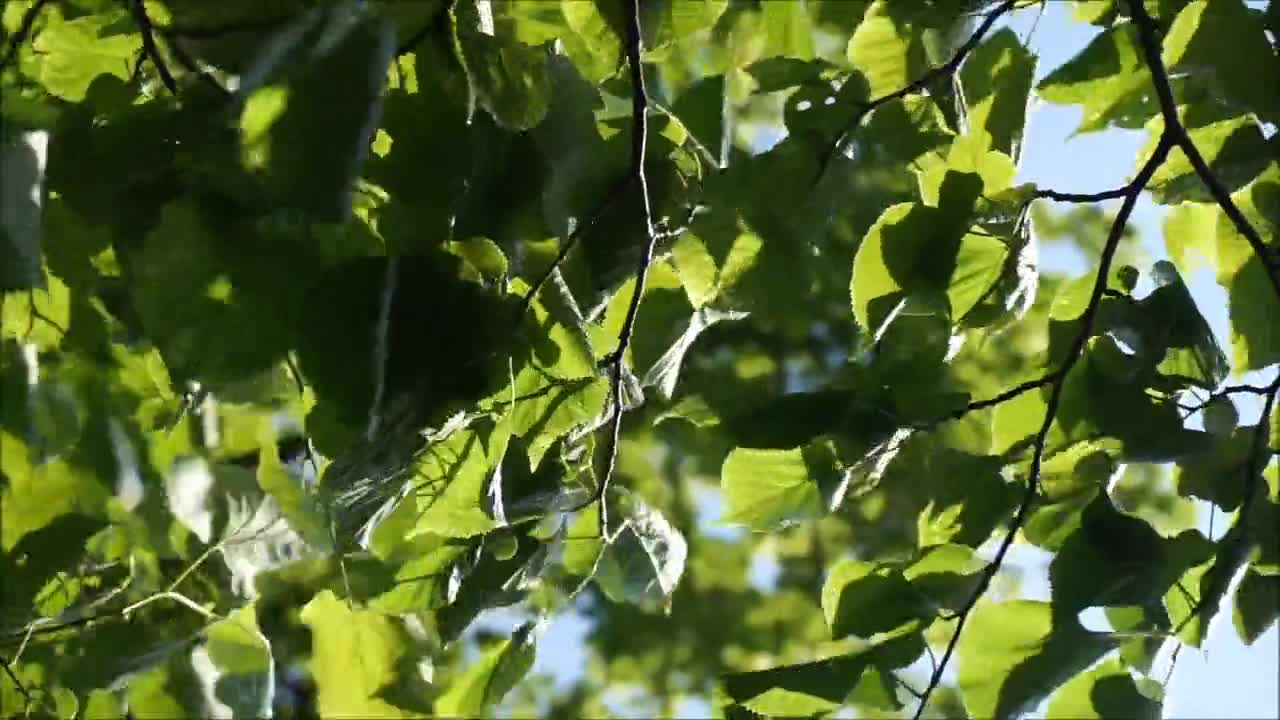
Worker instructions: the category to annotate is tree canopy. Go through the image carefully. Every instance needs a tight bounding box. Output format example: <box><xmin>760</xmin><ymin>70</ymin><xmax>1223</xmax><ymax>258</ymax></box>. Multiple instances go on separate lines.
<box><xmin>2</xmin><ymin>0</ymin><xmax>1278</xmax><ymax>717</ymax></box>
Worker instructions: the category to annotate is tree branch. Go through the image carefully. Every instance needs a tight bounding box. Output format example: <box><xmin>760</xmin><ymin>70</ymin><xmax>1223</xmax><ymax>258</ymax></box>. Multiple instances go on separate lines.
<box><xmin>1126</xmin><ymin>0</ymin><xmax>1280</xmax><ymax>302</ymax></box>
<box><xmin>587</xmin><ymin>0</ymin><xmax>656</xmax><ymax>540</ymax></box>
<box><xmin>1034</xmin><ymin>186</ymin><xmax>1132</xmax><ymax>203</ymax></box>
<box><xmin>912</xmin><ymin>130</ymin><xmax>1177</xmax><ymax>720</ymax></box>
<box><xmin>126</xmin><ymin>0</ymin><xmax>177</xmax><ymax>94</ymax></box>
<box><xmin>0</xmin><ymin>0</ymin><xmax>54</xmax><ymax>73</ymax></box>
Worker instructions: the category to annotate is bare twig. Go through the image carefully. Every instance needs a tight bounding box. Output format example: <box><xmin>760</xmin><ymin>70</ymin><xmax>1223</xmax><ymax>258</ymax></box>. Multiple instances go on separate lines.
<box><xmin>912</xmin><ymin>130</ymin><xmax>1177</xmax><ymax>719</ymax></box>
<box><xmin>0</xmin><ymin>0</ymin><xmax>53</xmax><ymax>73</ymax></box>
<box><xmin>125</xmin><ymin>0</ymin><xmax>177</xmax><ymax>94</ymax></box>
<box><xmin>1034</xmin><ymin>186</ymin><xmax>1132</xmax><ymax>203</ymax></box>
<box><xmin>1126</xmin><ymin>0</ymin><xmax>1280</xmax><ymax>302</ymax></box>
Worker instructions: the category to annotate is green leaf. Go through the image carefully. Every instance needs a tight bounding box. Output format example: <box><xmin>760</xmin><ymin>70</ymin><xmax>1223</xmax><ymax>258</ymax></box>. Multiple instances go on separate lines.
<box><xmin>1213</xmin><ymin>167</ymin><xmax>1280</xmax><ymax>371</ymax></box>
<box><xmin>642</xmin><ymin>307</ymin><xmax>747</xmax><ymax>399</ymax></box>
<box><xmin>721</xmin><ymin>442</ymin><xmax>848</xmax><ymax>531</ymax></box>
<box><xmin>822</xmin><ymin>559</ymin><xmax>927</xmax><ymax>638</ymax></box>
<box><xmin>850</xmin><ymin>193</ymin><xmax>1008</xmax><ymax>333</ymax></box>
<box><xmin>411</xmin><ymin>429</ymin><xmax>499</xmax><ymax>540</ymax></box>
<box><xmin>593</xmin><ymin>494</ymin><xmax>688</xmax><ymax>610</ymax></box>
<box><xmin>1163</xmin><ymin>201</ymin><xmax>1218</xmax><ymax>273</ymax></box>
<box><xmin>435</xmin><ymin>622</ymin><xmax>537</xmax><ymax>715</ymax></box>
<box><xmin>1045</xmin><ymin>657</ymin><xmax>1162</xmax><ymax>720</ymax></box>
<box><xmin>239</xmin><ymin>7</ymin><xmax>396</xmax><ymax>222</ymax></box>
<box><xmin>30</xmin><ymin>12</ymin><xmax>141</xmax><ymax>102</ymax></box>
<box><xmin>1233</xmin><ymin>568</ymin><xmax>1280</xmax><ymax>645</ymax></box>
<box><xmin>458</xmin><ymin>30</ymin><xmax>552</xmax><ymax>131</ymax></box>
<box><xmin>958</xmin><ymin>28</ymin><xmax>1036</xmax><ymax>159</ymax></box>
<box><xmin>301</xmin><ymin>590</ymin><xmax>422</xmax><ymax>717</ymax></box>
<box><xmin>721</xmin><ymin>632</ymin><xmax>922</xmax><ymax>717</ymax></box>
<box><xmin>1142</xmin><ymin>113</ymin><xmax>1272</xmax><ymax>205</ymax></box>
<box><xmin>847</xmin><ymin>0</ymin><xmax>926</xmax><ymax>99</ymax></box>
<box><xmin>129</xmin><ymin>202</ymin><xmax>294</xmax><ymax>386</ymax></box>
<box><xmin>957</xmin><ymin>601</ymin><xmax>1118</xmax><ymax>720</ymax></box>
<box><xmin>1162</xmin><ymin>0</ymin><xmax>1280</xmax><ymax>124</ymax></box>
<box><xmin>1036</xmin><ymin>23</ymin><xmax>1149</xmax><ymax>134</ymax></box>
<box><xmin>198</xmin><ymin>605</ymin><xmax>274</xmax><ymax>718</ymax></box>
<box><xmin>1048</xmin><ymin>495</ymin><xmax>1211</xmax><ymax>619</ymax></box>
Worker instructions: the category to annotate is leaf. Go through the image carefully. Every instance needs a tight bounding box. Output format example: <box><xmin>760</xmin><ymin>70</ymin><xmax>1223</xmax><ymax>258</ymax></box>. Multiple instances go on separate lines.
<box><xmin>1142</xmin><ymin>113</ymin><xmax>1272</xmax><ymax>205</ymax></box>
<box><xmin>594</xmin><ymin>494</ymin><xmax>688</xmax><ymax>610</ymax></box>
<box><xmin>0</xmin><ymin>130</ymin><xmax>48</xmax><ymax>291</ymax></box>
<box><xmin>822</xmin><ymin>559</ymin><xmax>927</xmax><ymax>639</ymax></box>
<box><xmin>1036</xmin><ymin>23</ymin><xmax>1150</xmax><ymax>134</ymax></box>
<box><xmin>957</xmin><ymin>601</ymin><xmax>1118</xmax><ymax>720</ymax></box>
<box><xmin>721</xmin><ymin>631</ymin><xmax>922</xmax><ymax>717</ymax></box>
<box><xmin>196</xmin><ymin>606</ymin><xmax>274</xmax><ymax>718</ymax></box>
<box><xmin>30</xmin><ymin>13</ymin><xmax>141</xmax><ymax>102</ymax></box>
<box><xmin>1162</xmin><ymin>0</ymin><xmax>1280</xmax><ymax>124</ymax></box>
<box><xmin>238</xmin><ymin>7</ymin><xmax>396</xmax><ymax>221</ymax></box>
<box><xmin>1233</xmin><ymin>568</ymin><xmax>1280</xmax><ymax>645</ymax></box>
<box><xmin>1048</xmin><ymin>494</ymin><xmax>1211</xmax><ymax>619</ymax></box>
<box><xmin>850</xmin><ymin>183</ymin><xmax>1008</xmax><ymax>334</ymax></box>
<box><xmin>411</xmin><ymin>429</ymin><xmax>499</xmax><ymax>540</ymax></box>
<box><xmin>435</xmin><ymin>623</ymin><xmax>537</xmax><ymax>715</ymax></box>
<box><xmin>720</xmin><ymin>443</ymin><xmax>843</xmax><ymax>531</ymax></box>
<box><xmin>1163</xmin><ymin>201</ymin><xmax>1217</xmax><ymax>273</ymax></box>
<box><xmin>300</xmin><ymin>590</ymin><xmax>421</xmax><ymax>717</ymax></box>
<box><xmin>847</xmin><ymin>1</ymin><xmax>926</xmax><ymax>98</ymax></box>
<box><xmin>1045</xmin><ymin>657</ymin><xmax>1162</xmax><ymax>720</ymax></box>
<box><xmin>458</xmin><ymin>30</ymin><xmax>552</xmax><ymax>131</ymax></box>
<box><xmin>641</xmin><ymin>307</ymin><xmax>747</xmax><ymax>400</ymax></box>
<box><xmin>1213</xmin><ymin>168</ymin><xmax>1280</xmax><ymax>371</ymax></box>
<box><xmin>958</xmin><ymin>28</ymin><xmax>1037</xmax><ymax>159</ymax></box>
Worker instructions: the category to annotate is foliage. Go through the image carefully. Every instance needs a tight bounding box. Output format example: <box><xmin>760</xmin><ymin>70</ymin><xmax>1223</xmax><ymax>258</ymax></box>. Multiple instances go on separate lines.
<box><xmin>2</xmin><ymin>0</ymin><xmax>1278</xmax><ymax>718</ymax></box>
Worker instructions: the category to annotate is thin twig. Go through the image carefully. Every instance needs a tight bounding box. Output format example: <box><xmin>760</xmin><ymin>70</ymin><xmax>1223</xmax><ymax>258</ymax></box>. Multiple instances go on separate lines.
<box><xmin>126</xmin><ymin>0</ymin><xmax>178</xmax><ymax>94</ymax></box>
<box><xmin>587</xmin><ymin>0</ymin><xmax>656</xmax><ymax>541</ymax></box>
<box><xmin>518</xmin><ymin>180</ymin><xmax>628</xmax><ymax>318</ymax></box>
<box><xmin>1177</xmin><ymin>371</ymin><xmax>1280</xmax><ymax>635</ymax></box>
<box><xmin>946</xmin><ymin>371</ymin><xmax>1063</xmax><ymax>422</ymax></box>
<box><xmin>1034</xmin><ymin>186</ymin><xmax>1132</xmax><ymax>203</ymax></box>
<box><xmin>0</xmin><ymin>0</ymin><xmax>53</xmax><ymax>73</ymax></box>
<box><xmin>1126</xmin><ymin>0</ymin><xmax>1280</xmax><ymax>302</ymax></box>
<box><xmin>822</xmin><ymin>0</ymin><xmax>1018</xmax><ymax>177</ymax></box>
<box><xmin>912</xmin><ymin>130</ymin><xmax>1176</xmax><ymax>720</ymax></box>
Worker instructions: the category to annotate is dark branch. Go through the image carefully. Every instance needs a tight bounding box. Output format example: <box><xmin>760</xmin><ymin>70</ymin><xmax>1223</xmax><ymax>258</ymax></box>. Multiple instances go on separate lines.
<box><xmin>1182</xmin><ymin>382</ymin><xmax>1277</xmax><ymax>415</ymax></box>
<box><xmin>126</xmin><ymin>0</ymin><xmax>177</xmax><ymax>94</ymax></box>
<box><xmin>949</xmin><ymin>372</ymin><xmax>1062</xmax><ymax>421</ymax></box>
<box><xmin>1126</xmin><ymin>0</ymin><xmax>1280</xmax><ymax>302</ymax></box>
<box><xmin>163</xmin><ymin>16</ymin><xmax>294</xmax><ymax>39</ymax></box>
<box><xmin>1034</xmin><ymin>186</ymin><xmax>1132</xmax><ymax>203</ymax></box>
<box><xmin>913</xmin><ymin>130</ymin><xmax>1177</xmax><ymax>720</ymax></box>
<box><xmin>587</xmin><ymin>0</ymin><xmax>657</xmax><ymax>539</ymax></box>
<box><xmin>0</xmin><ymin>0</ymin><xmax>54</xmax><ymax>73</ymax></box>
